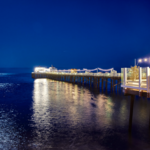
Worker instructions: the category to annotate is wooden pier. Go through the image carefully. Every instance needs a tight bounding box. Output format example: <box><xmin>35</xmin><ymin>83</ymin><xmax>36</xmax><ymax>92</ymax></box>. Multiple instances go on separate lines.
<box><xmin>32</xmin><ymin>72</ymin><xmax>121</xmax><ymax>91</ymax></box>
<box><xmin>121</xmin><ymin>66</ymin><xmax>150</xmax><ymax>132</ymax></box>
<box><xmin>32</xmin><ymin>67</ymin><xmax>150</xmax><ymax>132</ymax></box>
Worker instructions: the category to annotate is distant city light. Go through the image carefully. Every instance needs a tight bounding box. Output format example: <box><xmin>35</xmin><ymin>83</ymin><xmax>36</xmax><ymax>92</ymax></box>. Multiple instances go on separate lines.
<box><xmin>138</xmin><ymin>59</ymin><xmax>142</xmax><ymax>62</ymax></box>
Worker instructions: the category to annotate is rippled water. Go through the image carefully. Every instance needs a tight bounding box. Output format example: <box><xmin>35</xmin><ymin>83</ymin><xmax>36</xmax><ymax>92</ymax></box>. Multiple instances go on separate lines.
<box><xmin>0</xmin><ymin>73</ymin><xmax>150</xmax><ymax>150</ymax></box>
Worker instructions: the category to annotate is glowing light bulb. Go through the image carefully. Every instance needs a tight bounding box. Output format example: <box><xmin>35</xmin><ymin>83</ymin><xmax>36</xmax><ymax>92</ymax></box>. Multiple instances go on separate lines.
<box><xmin>138</xmin><ymin>59</ymin><xmax>142</xmax><ymax>62</ymax></box>
<box><xmin>144</xmin><ymin>58</ymin><xmax>147</xmax><ymax>62</ymax></box>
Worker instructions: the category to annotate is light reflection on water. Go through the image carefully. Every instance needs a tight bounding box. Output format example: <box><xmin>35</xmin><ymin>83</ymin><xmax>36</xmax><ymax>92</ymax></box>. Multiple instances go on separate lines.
<box><xmin>0</xmin><ymin>110</ymin><xmax>20</xmax><ymax>150</ymax></box>
<box><xmin>0</xmin><ymin>76</ymin><xmax>150</xmax><ymax>150</ymax></box>
<box><xmin>30</xmin><ymin>79</ymin><xmax>150</xmax><ymax>149</ymax></box>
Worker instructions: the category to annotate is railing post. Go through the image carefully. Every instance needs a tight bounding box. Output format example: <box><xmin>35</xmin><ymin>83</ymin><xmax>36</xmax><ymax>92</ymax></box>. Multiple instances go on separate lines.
<box><xmin>124</xmin><ymin>68</ymin><xmax>127</xmax><ymax>86</ymax></box>
<box><xmin>147</xmin><ymin>67</ymin><xmax>150</xmax><ymax>97</ymax></box>
<box><xmin>139</xmin><ymin>67</ymin><xmax>142</xmax><ymax>89</ymax></box>
<box><xmin>138</xmin><ymin>67</ymin><xmax>142</xmax><ymax>96</ymax></box>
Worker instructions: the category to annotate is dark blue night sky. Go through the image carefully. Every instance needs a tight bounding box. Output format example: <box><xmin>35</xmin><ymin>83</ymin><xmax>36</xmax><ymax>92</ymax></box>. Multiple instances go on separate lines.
<box><xmin>0</xmin><ymin>0</ymin><xmax>150</xmax><ymax>70</ymax></box>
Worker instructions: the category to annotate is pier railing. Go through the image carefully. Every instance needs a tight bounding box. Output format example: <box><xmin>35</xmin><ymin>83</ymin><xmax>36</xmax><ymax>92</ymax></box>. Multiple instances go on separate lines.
<box><xmin>32</xmin><ymin>72</ymin><xmax>121</xmax><ymax>77</ymax></box>
<box><xmin>121</xmin><ymin>67</ymin><xmax>150</xmax><ymax>93</ymax></box>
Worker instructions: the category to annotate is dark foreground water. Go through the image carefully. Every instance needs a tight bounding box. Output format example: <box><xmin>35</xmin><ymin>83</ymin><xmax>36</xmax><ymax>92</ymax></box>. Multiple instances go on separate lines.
<box><xmin>0</xmin><ymin>71</ymin><xmax>150</xmax><ymax>150</ymax></box>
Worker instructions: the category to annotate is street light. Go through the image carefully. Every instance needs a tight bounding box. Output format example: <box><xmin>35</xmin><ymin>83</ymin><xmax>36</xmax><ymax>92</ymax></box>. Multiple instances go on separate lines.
<box><xmin>138</xmin><ymin>59</ymin><xmax>142</xmax><ymax>63</ymax></box>
<box><xmin>144</xmin><ymin>58</ymin><xmax>148</xmax><ymax>62</ymax></box>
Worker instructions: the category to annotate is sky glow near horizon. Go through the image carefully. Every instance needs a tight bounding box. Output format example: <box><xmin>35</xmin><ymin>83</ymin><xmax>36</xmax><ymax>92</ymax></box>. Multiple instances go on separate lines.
<box><xmin>0</xmin><ymin>0</ymin><xmax>150</xmax><ymax>69</ymax></box>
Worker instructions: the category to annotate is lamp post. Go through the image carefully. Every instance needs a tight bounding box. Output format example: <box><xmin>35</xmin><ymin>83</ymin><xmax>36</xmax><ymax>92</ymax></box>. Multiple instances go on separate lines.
<box><xmin>137</xmin><ymin>57</ymin><xmax>150</xmax><ymax>67</ymax></box>
<box><xmin>135</xmin><ymin>59</ymin><xmax>136</xmax><ymax>66</ymax></box>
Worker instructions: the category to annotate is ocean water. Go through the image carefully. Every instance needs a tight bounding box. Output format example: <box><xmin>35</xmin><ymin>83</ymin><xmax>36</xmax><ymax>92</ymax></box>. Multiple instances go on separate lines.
<box><xmin>0</xmin><ymin>69</ymin><xmax>150</xmax><ymax>150</ymax></box>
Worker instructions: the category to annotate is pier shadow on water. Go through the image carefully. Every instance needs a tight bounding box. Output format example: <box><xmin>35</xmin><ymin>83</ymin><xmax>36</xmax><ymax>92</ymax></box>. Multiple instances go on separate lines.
<box><xmin>0</xmin><ymin>74</ymin><xmax>150</xmax><ymax>150</ymax></box>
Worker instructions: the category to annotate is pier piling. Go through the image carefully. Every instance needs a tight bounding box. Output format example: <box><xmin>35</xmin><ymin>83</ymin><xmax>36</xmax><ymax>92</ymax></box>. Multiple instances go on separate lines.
<box><xmin>129</xmin><ymin>95</ymin><xmax>135</xmax><ymax>132</ymax></box>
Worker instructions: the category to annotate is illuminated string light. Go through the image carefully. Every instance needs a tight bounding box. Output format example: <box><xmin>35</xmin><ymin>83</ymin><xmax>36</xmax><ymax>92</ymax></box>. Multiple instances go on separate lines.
<box><xmin>35</xmin><ymin>66</ymin><xmax>114</xmax><ymax>73</ymax></box>
<box><xmin>57</xmin><ymin>68</ymin><xmax>113</xmax><ymax>72</ymax></box>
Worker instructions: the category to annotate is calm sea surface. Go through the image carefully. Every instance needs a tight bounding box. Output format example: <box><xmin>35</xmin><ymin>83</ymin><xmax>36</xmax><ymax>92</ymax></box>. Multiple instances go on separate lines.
<box><xmin>0</xmin><ymin>69</ymin><xmax>150</xmax><ymax>150</ymax></box>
